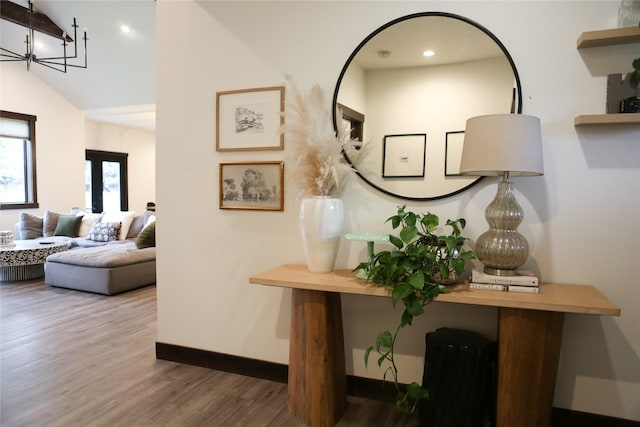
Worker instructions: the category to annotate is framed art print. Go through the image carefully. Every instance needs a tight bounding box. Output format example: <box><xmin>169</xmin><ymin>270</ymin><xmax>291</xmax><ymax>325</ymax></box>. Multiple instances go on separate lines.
<box><xmin>382</xmin><ymin>133</ymin><xmax>426</xmax><ymax>178</ymax></box>
<box><xmin>445</xmin><ymin>131</ymin><xmax>465</xmax><ymax>176</ymax></box>
<box><xmin>219</xmin><ymin>161</ymin><xmax>284</xmax><ymax>211</ymax></box>
<box><xmin>216</xmin><ymin>86</ymin><xmax>285</xmax><ymax>152</ymax></box>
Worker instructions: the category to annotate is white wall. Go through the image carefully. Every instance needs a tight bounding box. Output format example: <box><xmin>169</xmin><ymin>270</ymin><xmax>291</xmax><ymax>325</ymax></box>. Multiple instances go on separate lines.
<box><xmin>0</xmin><ymin>62</ymin><xmax>85</xmax><ymax>229</ymax></box>
<box><xmin>156</xmin><ymin>1</ymin><xmax>639</xmax><ymax>420</ymax></box>
<box><xmin>339</xmin><ymin>62</ymin><xmax>366</xmax><ymax>117</ymax></box>
<box><xmin>85</xmin><ymin>121</ymin><xmax>156</xmax><ymax>213</ymax></box>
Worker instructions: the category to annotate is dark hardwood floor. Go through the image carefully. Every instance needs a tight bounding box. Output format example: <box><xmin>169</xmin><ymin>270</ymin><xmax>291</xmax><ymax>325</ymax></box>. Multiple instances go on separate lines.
<box><xmin>0</xmin><ymin>279</ymin><xmax>418</xmax><ymax>427</ymax></box>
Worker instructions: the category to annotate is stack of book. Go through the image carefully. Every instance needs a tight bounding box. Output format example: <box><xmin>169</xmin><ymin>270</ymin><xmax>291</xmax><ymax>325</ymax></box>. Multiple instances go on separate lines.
<box><xmin>469</xmin><ymin>269</ymin><xmax>539</xmax><ymax>293</ymax></box>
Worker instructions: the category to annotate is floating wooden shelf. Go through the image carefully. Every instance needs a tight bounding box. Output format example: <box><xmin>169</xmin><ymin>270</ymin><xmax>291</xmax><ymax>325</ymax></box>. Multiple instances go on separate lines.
<box><xmin>577</xmin><ymin>26</ymin><xmax>640</xmax><ymax>48</ymax></box>
<box><xmin>575</xmin><ymin>27</ymin><xmax>640</xmax><ymax>127</ymax></box>
<box><xmin>574</xmin><ymin>113</ymin><xmax>640</xmax><ymax>126</ymax></box>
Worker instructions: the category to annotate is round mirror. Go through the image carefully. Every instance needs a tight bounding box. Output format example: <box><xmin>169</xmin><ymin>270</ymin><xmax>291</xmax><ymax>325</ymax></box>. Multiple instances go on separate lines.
<box><xmin>333</xmin><ymin>12</ymin><xmax>522</xmax><ymax>200</ymax></box>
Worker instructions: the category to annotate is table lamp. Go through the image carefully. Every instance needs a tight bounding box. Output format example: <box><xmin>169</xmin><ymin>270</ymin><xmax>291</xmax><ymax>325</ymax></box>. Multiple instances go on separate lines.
<box><xmin>459</xmin><ymin>114</ymin><xmax>543</xmax><ymax>276</ymax></box>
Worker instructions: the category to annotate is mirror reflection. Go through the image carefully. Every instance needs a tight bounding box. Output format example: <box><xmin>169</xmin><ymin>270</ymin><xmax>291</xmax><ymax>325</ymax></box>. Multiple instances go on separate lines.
<box><xmin>333</xmin><ymin>12</ymin><xmax>521</xmax><ymax>200</ymax></box>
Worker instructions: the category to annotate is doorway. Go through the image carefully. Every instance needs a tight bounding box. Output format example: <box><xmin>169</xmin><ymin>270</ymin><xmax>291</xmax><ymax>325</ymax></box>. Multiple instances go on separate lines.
<box><xmin>85</xmin><ymin>150</ymin><xmax>128</xmax><ymax>213</ymax></box>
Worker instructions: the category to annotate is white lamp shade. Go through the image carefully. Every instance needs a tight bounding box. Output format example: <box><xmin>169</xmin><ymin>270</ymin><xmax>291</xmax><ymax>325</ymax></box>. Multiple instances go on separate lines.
<box><xmin>459</xmin><ymin>114</ymin><xmax>544</xmax><ymax>176</ymax></box>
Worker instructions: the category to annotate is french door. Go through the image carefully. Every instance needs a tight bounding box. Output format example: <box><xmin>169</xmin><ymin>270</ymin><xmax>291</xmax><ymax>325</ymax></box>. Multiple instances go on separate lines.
<box><xmin>85</xmin><ymin>150</ymin><xmax>128</xmax><ymax>213</ymax></box>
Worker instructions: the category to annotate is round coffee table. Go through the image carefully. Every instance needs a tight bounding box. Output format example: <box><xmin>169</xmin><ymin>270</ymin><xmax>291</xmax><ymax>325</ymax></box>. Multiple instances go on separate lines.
<box><xmin>0</xmin><ymin>238</ymin><xmax>69</xmax><ymax>281</ymax></box>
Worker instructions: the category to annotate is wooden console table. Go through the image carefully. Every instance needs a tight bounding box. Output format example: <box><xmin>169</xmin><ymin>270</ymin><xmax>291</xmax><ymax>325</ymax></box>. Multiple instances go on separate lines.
<box><xmin>249</xmin><ymin>264</ymin><xmax>620</xmax><ymax>427</ymax></box>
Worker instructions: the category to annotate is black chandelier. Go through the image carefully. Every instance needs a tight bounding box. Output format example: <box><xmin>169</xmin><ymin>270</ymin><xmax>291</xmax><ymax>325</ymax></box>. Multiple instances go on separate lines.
<box><xmin>0</xmin><ymin>0</ymin><xmax>87</xmax><ymax>73</ymax></box>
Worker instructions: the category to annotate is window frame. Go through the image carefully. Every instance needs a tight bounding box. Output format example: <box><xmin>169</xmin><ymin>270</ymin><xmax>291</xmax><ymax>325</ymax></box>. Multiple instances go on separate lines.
<box><xmin>0</xmin><ymin>110</ymin><xmax>38</xmax><ymax>210</ymax></box>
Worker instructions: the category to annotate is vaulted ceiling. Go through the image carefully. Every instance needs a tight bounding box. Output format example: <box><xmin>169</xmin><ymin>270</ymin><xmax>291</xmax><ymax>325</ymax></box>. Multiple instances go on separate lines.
<box><xmin>1</xmin><ymin>0</ymin><xmax>156</xmax><ymax>130</ymax></box>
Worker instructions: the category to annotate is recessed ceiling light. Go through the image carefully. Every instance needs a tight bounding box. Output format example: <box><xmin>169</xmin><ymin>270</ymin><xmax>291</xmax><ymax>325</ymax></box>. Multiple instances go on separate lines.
<box><xmin>120</xmin><ymin>25</ymin><xmax>131</xmax><ymax>33</ymax></box>
<box><xmin>423</xmin><ymin>50</ymin><xmax>435</xmax><ymax>57</ymax></box>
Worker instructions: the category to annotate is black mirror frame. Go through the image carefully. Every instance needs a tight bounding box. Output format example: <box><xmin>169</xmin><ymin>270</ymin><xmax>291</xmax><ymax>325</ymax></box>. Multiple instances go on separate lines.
<box><xmin>332</xmin><ymin>11</ymin><xmax>523</xmax><ymax>201</ymax></box>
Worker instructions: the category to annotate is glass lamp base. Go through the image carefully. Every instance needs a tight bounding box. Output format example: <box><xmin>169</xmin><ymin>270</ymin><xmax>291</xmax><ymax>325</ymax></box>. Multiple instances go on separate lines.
<box><xmin>476</xmin><ymin>180</ymin><xmax>530</xmax><ymax>276</ymax></box>
<box><xmin>483</xmin><ymin>266</ymin><xmax>517</xmax><ymax>276</ymax></box>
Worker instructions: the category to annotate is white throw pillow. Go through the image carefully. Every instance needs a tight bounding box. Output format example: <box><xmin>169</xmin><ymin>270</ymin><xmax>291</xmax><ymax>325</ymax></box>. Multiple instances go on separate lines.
<box><xmin>101</xmin><ymin>211</ymin><xmax>136</xmax><ymax>240</ymax></box>
<box><xmin>144</xmin><ymin>214</ymin><xmax>156</xmax><ymax>227</ymax></box>
<box><xmin>77</xmin><ymin>213</ymin><xmax>103</xmax><ymax>238</ymax></box>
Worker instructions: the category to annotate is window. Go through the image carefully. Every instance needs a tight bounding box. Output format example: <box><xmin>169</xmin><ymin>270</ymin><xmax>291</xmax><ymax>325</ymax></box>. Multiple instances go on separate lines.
<box><xmin>0</xmin><ymin>111</ymin><xmax>38</xmax><ymax>210</ymax></box>
<box><xmin>85</xmin><ymin>150</ymin><xmax>128</xmax><ymax>213</ymax></box>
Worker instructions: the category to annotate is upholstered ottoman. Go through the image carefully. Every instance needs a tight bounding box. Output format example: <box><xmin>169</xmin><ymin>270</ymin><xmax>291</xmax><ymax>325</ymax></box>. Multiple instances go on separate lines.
<box><xmin>45</xmin><ymin>241</ymin><xmax>156</xmax><ymax>295</ymax></box>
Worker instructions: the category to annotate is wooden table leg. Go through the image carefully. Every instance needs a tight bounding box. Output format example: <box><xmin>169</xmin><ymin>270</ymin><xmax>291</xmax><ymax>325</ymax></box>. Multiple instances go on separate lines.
<box><xmin>497</xmin><ymin>307</ymin><xmax>565</xmax><ymax>427</ymax></box>
<box><xmin>288</xmin><ymin>288</ymin><xmax>347</xmax><ymax>427</ymax></box>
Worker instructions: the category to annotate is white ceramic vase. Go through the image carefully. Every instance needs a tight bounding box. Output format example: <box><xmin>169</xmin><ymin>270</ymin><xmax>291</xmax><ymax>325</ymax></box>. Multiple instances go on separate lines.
<box><xmin>299</xmin><ymin>196</ymin><xmax>344</xmax><ymax>273</ymax></box>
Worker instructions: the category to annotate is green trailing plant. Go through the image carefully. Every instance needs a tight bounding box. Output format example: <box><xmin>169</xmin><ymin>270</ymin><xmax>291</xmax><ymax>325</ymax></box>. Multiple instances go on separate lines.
<box><xmin>630</xmin><ymin>57</ymin><xmax>640</xmax><ymax>89</ymax></box>
<box><xmin>354</xmin><ymin>206</ymin><xmax>475</xmax><ymax>413</ymax></box>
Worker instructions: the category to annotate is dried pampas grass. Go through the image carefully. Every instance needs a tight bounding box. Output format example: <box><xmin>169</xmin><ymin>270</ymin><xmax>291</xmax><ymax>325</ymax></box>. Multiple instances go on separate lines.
<box><xmin>282</xmin><ymin>75</ymin><xmax>362</xmax><ymax>199</ymax></box>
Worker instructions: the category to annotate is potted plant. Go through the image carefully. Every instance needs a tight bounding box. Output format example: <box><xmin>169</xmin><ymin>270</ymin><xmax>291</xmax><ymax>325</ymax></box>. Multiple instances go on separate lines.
<box><xmin>354</xmin><ymin>206</ymin><xmax>475</xmax><ymax>413</ymax></box>
<box><xmin>631</xmin><ymin>57</ymin><xmax>640</xmax><ymax>88</ymax></box>
<box><xmin>622</xmin><ymin>57</ymin><xmax>640</xmax><ymax>112</ymax></box>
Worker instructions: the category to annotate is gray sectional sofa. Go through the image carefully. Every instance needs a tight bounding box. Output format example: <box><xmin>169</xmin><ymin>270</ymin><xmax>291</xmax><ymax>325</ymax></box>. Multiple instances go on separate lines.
<box><xmin>15</xmin><ymin>209</ymin><xmax>156</xmax><ymax>295</ymax></box>
<box><xmin>46</xmin><ymin>241</ymin><xmax>156</xmax><ymax>295</ymax></box>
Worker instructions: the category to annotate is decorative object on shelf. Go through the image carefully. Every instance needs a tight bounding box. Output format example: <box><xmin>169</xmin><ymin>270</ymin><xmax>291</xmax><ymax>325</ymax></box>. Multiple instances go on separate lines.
<box><xmin>216</xmin><ymin>86</ymin><xmax>284</xmax><ymax>152</ymax></box>
<box><xmin>607</xmin><ymin>58</ymin><xmax>640</xmax><ymax>113</ymax></box>
<box><xmin>344</xmin><ymin>233</ymin><xmax>390</xmax><ymax>278</ymax></box>
<box><xmin>282</xmin><ymin>76</ymin><xmax>365</xmax><ymax>273</ymax></box>
<box><xmin>622</xmin><ymin>57</ymin><xmax>640</xmax><ymax>113</ymax></box>
<box><xmin>0</xmin><ymin>0</ymin><xmax>87</xmax><ymax>73</ymax></box>
<box><xmin>469</xmin><ymin>268</ymin><xmax>540</xmax><ymax>293</ymax></box>
<box><xmin>618</xmin><ymin>0</ymin><xmax>640</xmax><ymax>27</ymax></box>
<box><xmin>353</xmin><ymin>206</ymin><xmax>475</xmax><ymax>413</ymax></box>
<box><xmin>606</xmin><ymin>74</ymin><xmax>636</xmax><ymax>113</ymax></box>
<box><xmin>460</xmin><ymin>114</ymin><xmax>543</xmax><ymax>276</ymax></box>
<box><xmin>299</xmin><ymin>196</ymin><xmax>344</xmax><ymax>273</ymax></box>
<box><xmin>219</xmin><ymin>161</ymin><xmax>284</xmax><ymax>211</ymax></box>
<box><xmin>629</xmin><ymin>54</ymin><xmax>640</xmax><ymax>84</ymax></box>
<box><xmin>622</xmin><ymin>96</ymin><xmax>640</xmax><ymax>112</ymax></box>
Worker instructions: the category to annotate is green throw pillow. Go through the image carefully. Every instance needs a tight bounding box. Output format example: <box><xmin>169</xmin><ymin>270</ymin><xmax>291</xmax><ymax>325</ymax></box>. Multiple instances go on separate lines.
<box><xmin>135</xmin><ymin>221</ymin><xmax>155</xmax><ymax>249</ymax></box>
<box><xmin>53</xmin><ymin>214</ymin><xmax>83</xmax><ymax>237</ymax></box>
